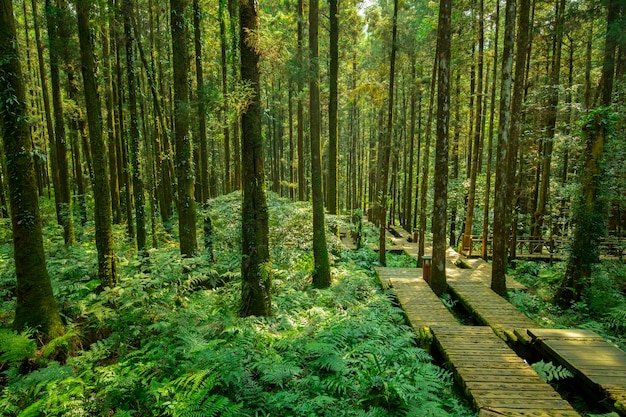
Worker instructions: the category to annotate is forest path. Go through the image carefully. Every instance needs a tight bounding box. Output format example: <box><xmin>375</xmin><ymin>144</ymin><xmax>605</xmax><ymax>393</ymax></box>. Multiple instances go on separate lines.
<box><xmin>375</xmin><ymin>265</ymin><xmax>581</xmax><ymax>416</ymax></box>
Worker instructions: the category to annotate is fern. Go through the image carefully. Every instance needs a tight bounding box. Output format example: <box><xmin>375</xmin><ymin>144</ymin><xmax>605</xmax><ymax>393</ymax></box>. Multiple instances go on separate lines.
<box><xmin>531</xmin><ymin>360</ymin><xmax>574</xmax><ymax>382</ymax></box>
<box><xmin>0</xmin><ymin>328</ymin><xmax>36</xmax><ymax>365</ymax></box>
<box><xmin>605</xmin><ymin>306</ymin><xmax>626</xmax><ymax>335</ymax></box>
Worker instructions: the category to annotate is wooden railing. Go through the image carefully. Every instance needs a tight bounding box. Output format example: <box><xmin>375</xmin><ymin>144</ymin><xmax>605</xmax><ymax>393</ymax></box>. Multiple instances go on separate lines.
<box><xmin>460</xmin><ymin>234</ymin><xmax>626</xmax><ymax>260</ymax></box>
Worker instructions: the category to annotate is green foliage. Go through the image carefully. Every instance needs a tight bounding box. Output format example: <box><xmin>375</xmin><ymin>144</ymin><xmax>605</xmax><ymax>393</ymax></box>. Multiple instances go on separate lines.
<box><xmin>0</xmin><ymin>193</ymin><xmax>474</xmax><ymax>416</ymax></box>
<box><xmin>0</xmin><ymin>329</ymin><xmax>36</xmax><ymax>365</ymax></box>
<box><xmin>531</xmin><ymin>360</ymin><xmax>574</xmax><ymax>383</ymax></box>
<box><xmin>510</xmin><ymin>261</ymin><xmax>626</xmax><ymax>349</ymax></box>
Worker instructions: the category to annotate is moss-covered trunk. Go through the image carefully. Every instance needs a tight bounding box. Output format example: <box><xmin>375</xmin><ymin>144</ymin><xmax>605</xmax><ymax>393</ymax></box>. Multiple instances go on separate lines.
<box><xmin>76</xmin><ymin>0</ymin><xmax>117</xmax><ymax>288</ymax></box>
<box><xmin>240</xmin><ymin>0</ymin><xmax>271</xmax><ymax>316</ymax></box>
<box><xmin>45</xmin><ymin>0</ymin><xmax>74</xmax><ymax>246</ymax></box>
<box><xmin>170</xmin><ymin>0</ymin><xmax>198</xmax><ymax>257</ymax></box>
<box><xmin>309</xmin><ymin>0</ymin><xmax>331</xmax><ymax>287</ymax></box>
<box><xmin>1</xmin><ymin>0</ymin><xmax>64</xmax><ymax>341</ymax></box>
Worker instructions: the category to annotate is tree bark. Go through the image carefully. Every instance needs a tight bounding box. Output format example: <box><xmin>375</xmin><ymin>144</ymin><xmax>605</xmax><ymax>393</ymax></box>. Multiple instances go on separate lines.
<box><xmin>297</xmin><ymin>0</ymin><xmax>305</xmax><ymax>201</ymax></box>
<box><xmin>45</xmin><ymin>0</ymin><xmax>75</xmax><ymax>246</ymax></box>
<box><xmin>77</xmin><ymin>0</ymin><xmax>117</xmax><ymax>288</ymax></box>
<box><xmin>240</xmin><ymin>0</ymin><xmax>271</xmax><ymax>316</ymax></box>
<box><xmin>171</xmin><ymin>0</ymin><xmax>198</xmax><ymax>256</ymax></box>
<box><xmin>327</xmin><ymin>0</ymin><xmax>339</xmax><ymax>214</ymax></box>
<box><xmin>431</xmin><ymin>0</ymin><xmax>452</xmax><ymax>296</ymax></box>
<box><xmin>310</xmin><ymin>0</ymin><xmax>331</xmax><ymax>287</ymax></box>
<box><xmin>463</xmin><ymin>0</ymin><xmax>485</xmax><ymax>251</ymax></box>
<box><xmin>194</xmin><ymin>0</ymin><xmax>209</xmax><ymax>204</ymax></box>
<box><xmin>124</xmin><ymin>0</ymin><xmax>146</xmax><ymax>252</ymax></box>
<box><xmin>491</xmin><ymin>0</ymin><xmax>516</xmax><ymax>295</ymax></box>
<box><xmin>1</xmin><ymin>0</ymin><xmax>64</xmax><ymax>341</ymax></box>
<box><xmin>417</xmin><ymin>56</ymin><xmax>438</xmax><ymax>266</ymax></box>
<box><xmin>481</xmin><ymin>0</ymin><xmax>500</xmax><ymax>260</ymax></box>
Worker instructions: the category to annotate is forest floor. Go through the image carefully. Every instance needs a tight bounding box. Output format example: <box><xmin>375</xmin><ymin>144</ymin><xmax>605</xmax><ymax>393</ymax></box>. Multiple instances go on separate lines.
<box><xmin>0</xmin><ymin>192</ymin><xmax>476</xmax><ymax>417</ymax></box>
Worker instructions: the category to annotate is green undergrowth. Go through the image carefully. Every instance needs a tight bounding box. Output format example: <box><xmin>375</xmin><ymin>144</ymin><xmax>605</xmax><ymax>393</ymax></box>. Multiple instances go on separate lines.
<box><xmin>0</xmin><ymin>192</ymin><xmax>474</xmax><ymax>417</ymax></box>
<box><xmin>508</xmin><ymin>260</ymin><xmax>626</xmax><ymax>350</ymax></box>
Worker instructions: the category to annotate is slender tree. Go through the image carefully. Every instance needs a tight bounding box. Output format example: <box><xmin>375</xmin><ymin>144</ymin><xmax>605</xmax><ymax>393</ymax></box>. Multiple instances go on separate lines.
<box><xmin>297</xmin><ymin>0</ymin><xmax>305</xmax><ymax>201</ymax></box>
<box><xmin>310</xmin><ymin>0</ymin><xmax>331</xmax><ymax>286</ymax></box>
<box><xmin>124</xmin><ymin>0</ymin><xmax>146</xmax><ymax>252</ymax></box>
<box><xmin>45</xmin><ymin>0</ymin><xmax>75</xmax><ymax>246</ymax></box>
<box><xmin>76</xmin><ymin>0</ymin><xmax>117</xmax><ymax>287</ymax></box>
<box><xmin>193</xmin><ymin>0</ymin><xmax>209</xmax><ymax>204</ymax></box>
<box><xmin>431</xmin><ymin>0</ymin><xmax>452</xmax><ymax>296</ymax></box>
<box><xmin>240</xmin><ymin>0</ymin><xmax>271</xmax><ymax>316</ymax></box>
<box><xmin>1</xmin><ymin>0</ymin><xmax>64</xmax><ymax>340</ymax></box>
<box><xmin>377</xmin><ymin>0</ymin><xmax>399</xmax><ymax>266</ymax></box>
<box><xmin>462</xmin><ymin>0</ymin><xmax>485</xmax><ymax>250</ymax></box>
<box><xmin>491</xmin><ymin>0</ymin><xmax>516</xmax><ymax>295</ymax></box>
<box><xmin>327</xmin><ymin>0</ymin><xmax>339</xmax><ymax>214</ymax></box>
<box><xmin>171</xmin><ymin>0</ymin><xmax>198</xmax><ymax>256</ymax></box>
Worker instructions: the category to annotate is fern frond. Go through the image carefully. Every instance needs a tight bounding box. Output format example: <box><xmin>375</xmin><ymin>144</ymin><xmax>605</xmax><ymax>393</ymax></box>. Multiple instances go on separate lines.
<box><xmin>531</xmin><ymin>360</ymin><xmax>574</xmax><ymax>382</ymax></box>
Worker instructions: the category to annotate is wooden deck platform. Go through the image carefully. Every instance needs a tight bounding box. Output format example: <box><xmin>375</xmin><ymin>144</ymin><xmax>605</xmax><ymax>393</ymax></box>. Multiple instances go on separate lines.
<box><xmin>374</xmin><ymin>267</ymin><xmax>459</xmax><ymax>342</ymax></box>
<box><xmin>447</xmin><ymin>280</ymin><xmax>536</xmax><ymax>342</ymax></box>
<box><xmin>527</xmin><ymin>328</ymin><xmax>626</xmax><ymax>414</ymax></box>
<box><xmin>432</xmin><ymin>326</ymin><xmax>580</xmax><ymax>416</ymax></box>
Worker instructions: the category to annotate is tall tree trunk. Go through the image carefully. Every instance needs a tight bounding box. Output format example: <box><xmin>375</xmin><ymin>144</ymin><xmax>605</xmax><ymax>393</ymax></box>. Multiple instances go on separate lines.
<box><xmin>220</xmin><ymin>0</ymin><xmax>231</xmax><ymax>195</ymax></box>
<box><xmin>1</xmin><ymin>0</ymin><xmax>64</xmax><ymax>341</ymax></box>
<box><xmin>556</xmin><ymin>0</ymin><xmax>620</xmax><ymax>307</ymax></box>
<box><xmin>31</xmin><ymin>0</ymin><xmax>57</xmax><ymax>205</ymax></box>
<box><xmin>45</xmin><ymin>0</ymin><xmax>74</xmax><ymax>245</ymax></box>
<box><xmin>377</xmin><ymin>0</ymin><xmax>398</xmax><ymax>266</ymax></box>
<box><xmin>431</xmin><ymin>0</ymin><xmax>452</xmax><ymax>296</ymax></box>
<box><xmin>310</xmin><ymin>0</ymin><xmax>331</xmax><ymax>286</ymax></box>
<box><xmin>482</xmin><ymin>0</ymin><xmax>500</xmax><ymax>259</ymax></box>
<box><xmin>462</xmin><ymin>0</ymin><xmax>485</xmax><ymax>250</ymax></box>
<box><xmin>297</xmin><ymin>0</ymin><xmax>305</xmax><ymax>201</ymax></box>
<box><xmin>405</xmin><ymin>58</ymin><xmax>417</xmax><ymax>233</ymax></box>
<box><xmin>417</xmin><ymin>56</ymin><xmax>438</xmax><ymax>266</ymax></box>
<box><xmin>491</xmin><ymin>0</ymin><xmax>516</xmax><ymax>295</ymax></box>
<box><xmin>327</xmin><ymin>0</ymin><xmax>339</xmax><ymax>214</ymax></box>
<box><xmin>532</xmin><ymin>0</ymin><xmax>564</xmax><ymax>239</ymax></box>
<box><xmin>76</xmin><ymin>0</ymin><xmax>117</xmax><ymax>288</ymax></box>
<box><xmin>102</xmin><ymin>17</ymin><xmax>121</xmax><ymax>224</ymax></box>
<box><xmin>171</xmin><ymin>0</ymin><xmax>198</xmax><ymax>256</ymax></box>
<box><xmin>450</xmin><ymin>69</ymin><xmax>461</xmax><ymax>247</ymax></box>
<box><xmin>240</xmin><ymin>0</ymin><xmax>271</xmax><ymax>316</ymax></box>
<box><xmin>124</xmin><ymin>0</ymin><xmax>145</xmax><ymax>252</ymax></box>
<box><xmin>194</xmin><ymin>0</ymin><xmax>209</xmax><ymax>204</ymax></box>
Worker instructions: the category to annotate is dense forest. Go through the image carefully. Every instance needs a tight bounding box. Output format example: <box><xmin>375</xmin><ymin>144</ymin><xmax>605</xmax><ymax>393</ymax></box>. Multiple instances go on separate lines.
<box><xmin>0</xmin><ymin>0</ymin><xmax>625</xmax><ymax>414</ymax></box>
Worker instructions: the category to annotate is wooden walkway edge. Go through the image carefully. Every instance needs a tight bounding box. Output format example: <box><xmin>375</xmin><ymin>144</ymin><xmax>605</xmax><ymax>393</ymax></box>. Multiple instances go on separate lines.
<box><xmin>527</xmin><ymin>328</ymin><xmax>626</xmax><ymax>415</ymax></box>
<box><xmin>432</xmin><ymin>326</ymin><xmax>580</xmax><ymax>417</ymax></box>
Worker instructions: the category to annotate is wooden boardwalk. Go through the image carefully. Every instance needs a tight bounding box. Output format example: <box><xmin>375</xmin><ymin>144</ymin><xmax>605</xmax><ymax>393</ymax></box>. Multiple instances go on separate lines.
<box><xmin>374</xmin><ymin>267</ymin><xmax>459</xmax><ymax>342</ymax></box>
<box><xmin>368</xmin><ymin>231</ymin><xmax>626</xmax><ymax>416</ymax></box>
<box><xmin>447</xmin><ymin>280</ymin><xmax>536</xmax><ymax>342</ymax></box>
<box><xmin>527</xmin><ymin>328</ymin><xmax>626</xmax><ymax>414</ymax></box>
<box><xmin>432</xmin><ymin>326</ymin><xmax>580</xmax><ymax>416</ymax></box>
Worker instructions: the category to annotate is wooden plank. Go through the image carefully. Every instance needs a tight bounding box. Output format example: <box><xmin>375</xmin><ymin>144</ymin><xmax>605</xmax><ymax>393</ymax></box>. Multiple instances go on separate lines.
<box><xmin>480</xmin><ymin>408</ymin><xmax>580</xmax><ymax>417</ymax></box>
<box><xmin>527</xmin><ymin>328</ymin><xmax>606</xmax><ymax>341</ymax></box>
<box><xmin>431</xmin><ymin>326</ymin><xmax>579</xmax><ymax>415</ymax></box>
<box><xmin>529</xmin><ymin>328</ymin><xmax>626</xmax><ymax>415</ymax></box>
<box><xmin>376</xmin><ymin>268</ymin><xmax>460</xmax><ymax>331</ymax></box>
